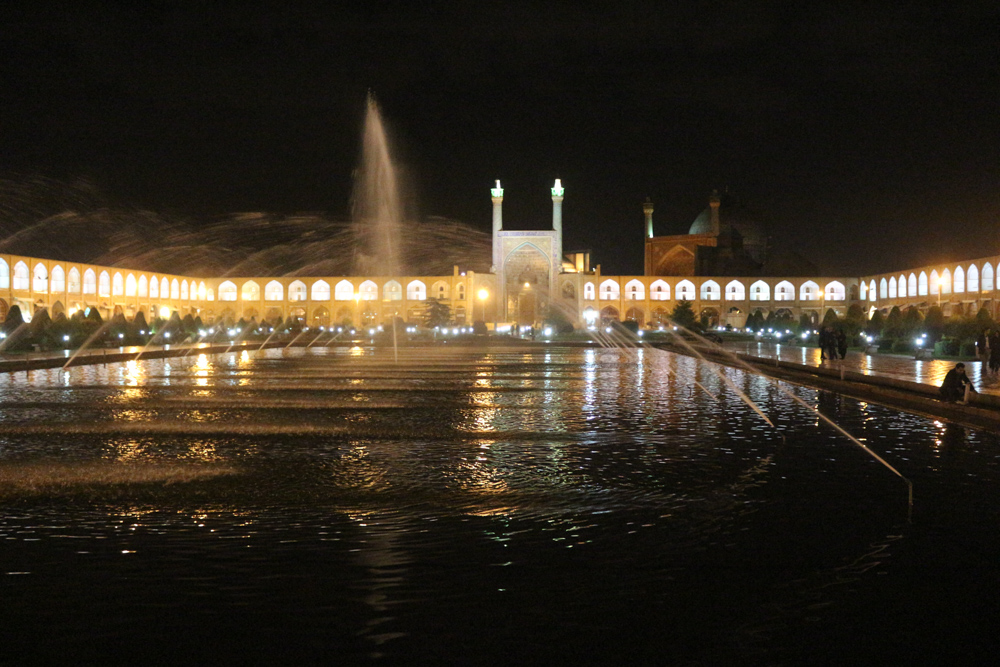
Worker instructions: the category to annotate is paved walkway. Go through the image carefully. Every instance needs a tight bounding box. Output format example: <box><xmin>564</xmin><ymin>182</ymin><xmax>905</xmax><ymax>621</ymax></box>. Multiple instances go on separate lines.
<box><xmin>729</xmin><ymin>341</ymin><xmax>1000</xmax><ymax>396</ymax></box>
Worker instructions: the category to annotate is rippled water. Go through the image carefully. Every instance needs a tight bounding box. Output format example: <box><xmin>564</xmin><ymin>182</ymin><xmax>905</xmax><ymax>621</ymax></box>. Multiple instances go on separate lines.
<box><xmin>1</xmin><ymin>347</ymin><xmax>999</xmax><ymax>663</ymax></box>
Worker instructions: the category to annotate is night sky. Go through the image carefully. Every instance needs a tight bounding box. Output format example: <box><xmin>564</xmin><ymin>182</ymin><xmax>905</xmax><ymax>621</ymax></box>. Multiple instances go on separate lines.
<box><xmin>1</xmin><ymin>2</ymin><xmax>997</xmax><ymax>276</ymax></box>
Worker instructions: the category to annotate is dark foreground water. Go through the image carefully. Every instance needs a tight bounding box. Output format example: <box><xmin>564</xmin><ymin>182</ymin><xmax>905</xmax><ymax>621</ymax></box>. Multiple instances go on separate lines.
<box><xmin>1</xmin><ymin>346</ymin><xmax>998</xmax><ymax>664</ymax></box>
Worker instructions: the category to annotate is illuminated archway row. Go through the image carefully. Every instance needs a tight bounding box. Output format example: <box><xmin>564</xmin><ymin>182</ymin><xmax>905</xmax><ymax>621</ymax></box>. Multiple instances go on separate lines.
<box><xmin>0</xmin><ymin>255</ymin><xmax>210</xmax><ymax>321</ymax></box>
<box><xmin>577</xmin><ymin>276</ymin><xmax>853</xmax><ymax>304</ymax></box>
<box><xmin>863</xmin><ymin>256</ymin><xmax>1000</xmax><ymax>317</ymax></box>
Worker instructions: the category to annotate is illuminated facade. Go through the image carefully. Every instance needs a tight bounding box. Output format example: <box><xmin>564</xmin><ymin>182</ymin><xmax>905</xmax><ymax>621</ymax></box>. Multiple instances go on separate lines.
<box><xmin>0</xmin><ymin>182</ymin><xmax>997</xmax><ymax>330</ymax></box>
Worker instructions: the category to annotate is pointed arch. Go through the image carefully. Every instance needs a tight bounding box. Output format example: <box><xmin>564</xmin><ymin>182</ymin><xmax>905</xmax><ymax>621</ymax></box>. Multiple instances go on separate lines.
<box><xmin>288</xmin><ymin>280</ymin><xmax>307</xmax><ymax>301</ymax></box>
<box><xmin>651</xmin><ymin>279</ymin><xmax>670</xmax><ymax>301</ymax></box>
<box><xmin>800</xmin><ymin>280</ymin><xmax>820</xmax><ymax>301</ymax></box>
<box><xmin>725</xmin><ymin>280</ymin><xmax>745</xmax><ymax>301</ymax></box>
<box><xmin>983</xmin><ymin>264</ymin><xmax>994</xmax><ymax>292</ymax></box>
<box><xmin>241</xmin><ymin>280</ymin><xmax>260</xmax><ymax>301</ymax></box>
<box><xmin>51</xmin><ymin>265</ymin><xmax>65</xmax><ymax>293</ymax></box>
<box><xmin>825</xmin><ymin>281</ymin><xmax>845</xmax><ymax>300</ymax></box>
<box><xmin>749</xmin><ymin>280</ymin><xmax>769</xmax><ymax>301</ymax></box>
<box><xmin>888</xmin><ymin>276</ymin><xmax>897</xmax><ymax>298</ymax></box>
<box><xmin>0</xmin><ymin>258</ymin><xmax>8</xmax><ymax>289</ymax></box>
<box><xmin>625</xmin><ymin>279</ymin><xmax>645</xmax><ymax>300</ymax></box>
<box><xmin>83</xmin><ymin>268</ymin><xmax>97</xmax><ymax>294</ymax></box>
<box><xmin>405</xmin><ymin>280</ymin><xmax>425</xmax><ymax>301</ymax></box>
<box><xmin>583</xmin><ymin>282</ymin><xmax>596</xmax><ymax>301</ymax></box>
<box><xmin>968</xmin><ymin>265</ymin><xmax>979</xmax><ymax>293</ymax></box>
<box><xmin>311</xmin><ymin>279</ymin><xmax>331</xmax><ymax>301</ymax></box>
<box><xmin>599</xmin><ymin>279</ymin><xmax>620</xmax><ymax>300</ymax></box>
<box><xmin>918</xmin><ymin>271</ymin><xmax>928</xmax><ymax>296</ymax></box>
<box><xmin>700</xmin><ymin>279</ymin><xmax>720</xmax><ymax>301</ymax></box>
<box><xmin>430</xmin><ymin>280</ymin><xmax>449</xmax><ymax>300</ymax></box>
<box><xmin>180</xmin><ymin>280</ymin><xmax>189</xmax><ymax>300</ymax></box>
<box><xmin>219</xmin><ymin>281</ymin><xmax>237</xmax><ymax>301</ymax></box>
<box><xmin>676</xmin><ymin>279</ymin><xmax>695</xmax><ymax>301</ymax></box>
<box><xmin>160</xmin><ymin>277</ymin><xmax>169</xmax><ymax>298</ymax></box>
<box><xmin>125</xmin><ymin>273</ymin><xmax>137</xmax><ymax>297</ymax></box>
<box><xmin>384</xmin><ymin>280</ymin><xmax>402</xmax><ymax>301</ymax></box>
<box><xmin>360</xmin><ymin>280</ymin><xmax>379</xmax><ymax>300</ymax></box>
<box><xmin>112</xmin><ymin>272</ymin><xmax>124</xmax><ymax>296</ymax></box>
<box><xmin>868</xmin><ymin>279</ymin><xmax>876</xmax><ymax>301</ymax></box>
<box><xmin>879</xmin><ymin>278</ymin><xmax>888</xmax><ymax>299</ymax></box>
<box><xmin>941</xmin><ymin>268</ymin><xmax>951</xmax><ymax>294</ymax></box>
<box><xmin>197</xmin><ymin>281</ymin><xmax>207</xmax><ymax>300</ymax></box>
<box><xmin>98</xmin><ymin>270</ymin><xmax>111</xmax><ymax>297</ymax></box>
<box><xmin>13</xmin><ymin>261</ymin><xmax>29</xmax><ymax>290</ymax></box>
<box><xmin>954</xmin><ymin>266</ymin><xmax>965</xmax><ymax>293</ymax></box>
<box><xmin>264</xmin><ymin>280</ymin><xmax>284</xmax><ymax>301</ymax></box>
<box><xmin>335</xmin><ymin>279</ymin><xmax>355</xmax><ymax>301</ymax></box>
<box><xmin>774</xmin><ymin>280</ymin><xmax>794</xmax><ymax>301</ymax></box>
<box><xmin>908</xmin><ymin>273</ymin><xmax>917</xmax><ymax>296</ymax></box>
<box><xmin>930</xmin><ymin>270</ymin><xmax>940</xmax><ymax>295</ymax></box>
<box><xmin>138</xmin><ymin>275</ymin><xmax>148</xmax><ymax>298</ymax></box>
<box><xmin>897</xmin><ymin>274</ymin><xmax>907</xmax><ymax>298</ymax></box>
<box><xmin>33</xmin><ymin>262</ymin><xmax>48</xmax><ymax>292</ymax></box>
<box><xmin>149</xmin><ymin>275</ymin><xmax>160</xmax><ymax>299</ymax></box>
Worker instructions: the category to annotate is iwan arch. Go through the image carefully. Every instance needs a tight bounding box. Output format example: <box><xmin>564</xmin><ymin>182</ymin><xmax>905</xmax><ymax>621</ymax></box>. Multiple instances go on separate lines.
<box><xmin>1</xmin><ymin>182</ymin><xmax>997</xmax><ymax>330</ymax></box>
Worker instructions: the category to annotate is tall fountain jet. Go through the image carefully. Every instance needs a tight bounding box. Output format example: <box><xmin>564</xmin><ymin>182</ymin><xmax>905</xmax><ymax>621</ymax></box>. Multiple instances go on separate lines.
<box><xmin>352</xmin><ymin>93</ymin><xmax>404</xmax><ymax>276</ymax></box>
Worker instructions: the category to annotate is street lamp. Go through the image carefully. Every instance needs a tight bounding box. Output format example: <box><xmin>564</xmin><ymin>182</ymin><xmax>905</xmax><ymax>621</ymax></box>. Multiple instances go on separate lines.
<box><xmin>477</xmin><ymin>288</ymin><xmax>489</xmax><ymax>330</ymax></box>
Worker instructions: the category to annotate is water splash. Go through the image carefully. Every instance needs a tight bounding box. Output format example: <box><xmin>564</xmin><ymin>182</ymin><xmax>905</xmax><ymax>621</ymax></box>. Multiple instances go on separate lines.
<box><xmin>351</xmin><ymin>94</ymin><xmax>404</xmax><ymax>277</ymax></box>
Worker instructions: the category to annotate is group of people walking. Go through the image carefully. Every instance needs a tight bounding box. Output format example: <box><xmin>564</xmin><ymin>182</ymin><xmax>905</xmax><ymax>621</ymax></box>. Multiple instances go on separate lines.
<box><xmin>818</xmin><ymin>326</ymin><xmax>847</xmax><ymax>361</ymax></box>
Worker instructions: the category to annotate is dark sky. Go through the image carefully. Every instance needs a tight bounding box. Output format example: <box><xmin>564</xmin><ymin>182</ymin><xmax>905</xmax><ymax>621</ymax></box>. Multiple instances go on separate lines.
<box><xmin>1</xmin><ymin>1</ymin><xmax>997</xmax><ymax>276</ymax></box>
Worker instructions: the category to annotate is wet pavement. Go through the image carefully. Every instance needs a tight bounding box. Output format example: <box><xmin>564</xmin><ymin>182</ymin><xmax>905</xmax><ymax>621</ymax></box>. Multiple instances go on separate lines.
<box><xmin>730</xmin><ymin>340</ymin><xmax>1000</xmax><ymax>396</ymax></box>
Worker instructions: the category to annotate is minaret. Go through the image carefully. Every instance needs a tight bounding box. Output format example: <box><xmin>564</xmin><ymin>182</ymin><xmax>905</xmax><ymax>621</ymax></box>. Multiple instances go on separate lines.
<box><xmin>551</xmin><ymin>179</ymin><xmax>564</xmax><ymax>273</ymax></box>
<box><xmin>643</xmin><ymin>197</ymin><xmax>654</xmax><ymax>238</ymax></box>
<box><xmin>491</xmin><ymin>180</ymin><xmax>503</xmax><ymax>273</ymax></box>
<box><xmin>709</xmin><ymin>189</ymin><xmax>721</xmax><ymax>235</ymax></box>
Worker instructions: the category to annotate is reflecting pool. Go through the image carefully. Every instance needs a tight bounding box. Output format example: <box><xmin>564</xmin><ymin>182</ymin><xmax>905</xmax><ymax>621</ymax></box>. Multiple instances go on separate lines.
<box><xmin>1</xmin><ymin>347</ymin><xmax>999</xmax><ymax>663</ymax></box>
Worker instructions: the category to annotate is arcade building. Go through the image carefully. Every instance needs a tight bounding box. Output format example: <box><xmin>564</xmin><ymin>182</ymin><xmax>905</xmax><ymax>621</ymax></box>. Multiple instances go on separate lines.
<box><xmin>0</xmin><ymin>182</ymin><xmax>996</xmax><ymax>333</ymax></box>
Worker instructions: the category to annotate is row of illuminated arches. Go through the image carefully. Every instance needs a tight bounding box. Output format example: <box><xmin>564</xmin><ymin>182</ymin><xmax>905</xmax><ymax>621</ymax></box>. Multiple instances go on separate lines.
<box><xmin>0</xmin><ymin>260</ymin><xmax>208</xmax><ymax>301</ymax></box>
<box><xmin>583</xmin><ymin>279</ymin><xmax>847</xmax><ymax>302</ymax></box>
<box><xmin>864</xmin><ymin>263</ymin><xmax>997</xmax><ymax>301</ymax></box>
<box><xmin>215</xmin><ymin>279</ymin><xmax>462</xmax><ymax>303</ymax></box>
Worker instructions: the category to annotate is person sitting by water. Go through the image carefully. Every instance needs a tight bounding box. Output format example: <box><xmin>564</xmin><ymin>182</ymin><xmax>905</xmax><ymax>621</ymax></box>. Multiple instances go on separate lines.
<box><xmin>939</xmin><ymin>363</ymin><xmax>977</xmax><ymax>404</ymax></box>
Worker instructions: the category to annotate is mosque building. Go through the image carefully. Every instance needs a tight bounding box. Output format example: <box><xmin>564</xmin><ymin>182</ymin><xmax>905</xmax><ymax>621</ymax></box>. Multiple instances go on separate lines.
<box><xmin>0</xmin><ymin>181</ymin><xmax>997</xmax><ymax>333</ymax></box>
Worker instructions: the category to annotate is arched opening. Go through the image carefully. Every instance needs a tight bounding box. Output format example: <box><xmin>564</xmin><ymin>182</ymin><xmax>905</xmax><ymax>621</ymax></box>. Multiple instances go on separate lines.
<box><xmin>599</xmin><ymin>279</ymin><xmax>620</xmax><ymax>300</ymax></box>
<box><xmin>700</xmin><ymin>280</ymin><xmax>720</xmax><ymax>301</ymax></box>
<box><xmin>289</xmin><ymin>280</ymin><xmax>307</xmax><ymax>301</ymax></box>
<box><xmin>676</xmin><ymin>280</ymin><xmax>695</xmax><ymax>301</ymax></box>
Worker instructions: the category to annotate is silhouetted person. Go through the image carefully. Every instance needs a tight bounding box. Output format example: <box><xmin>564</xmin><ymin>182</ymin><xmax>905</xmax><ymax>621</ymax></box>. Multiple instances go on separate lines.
<box><xmin>835</xmin><ymin>329</ymin><xmax>848</xmax><ymax>360</ymax></box>
<box><xmin>977</xmin><ymin>329</ymin><xmax>990</xmax><ymax>368</ymax></box>
<box><xmin>940</xmin><ymin>362</ymin><xmax>977</xmax><ymax>403</ymax></box>
<box><xmin>989</xmin><ymin>331</ymin><xmax>1000</xmax><ymax>374</ymax></box>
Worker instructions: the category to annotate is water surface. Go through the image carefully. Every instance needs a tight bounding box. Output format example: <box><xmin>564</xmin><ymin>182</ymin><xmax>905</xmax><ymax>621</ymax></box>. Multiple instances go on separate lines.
<box><xmin>1</xmin><ymin>347</ymin><xmax>998</xmax><ymax>663</ymax></box>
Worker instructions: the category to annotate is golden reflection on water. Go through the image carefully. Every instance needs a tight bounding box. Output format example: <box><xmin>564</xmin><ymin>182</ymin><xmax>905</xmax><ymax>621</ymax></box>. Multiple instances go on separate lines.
<box><xmin>111</xmin><ymin>438</ymin><xmax>145</xmax><ymax>461</ymax></box>
<box><xmin>194</xmin><ymin>353</ymin><xmax>212</xmax><ymax>387</ymax></box>
<box><xmin>186</xmin><ymin>441</ymin><xmax>221</xmax><ymax>462</ymax></box>
<box><xmin>123</xmin><ymin>359</ymin><xmax>144</xmax><ymax>386</ymax></box>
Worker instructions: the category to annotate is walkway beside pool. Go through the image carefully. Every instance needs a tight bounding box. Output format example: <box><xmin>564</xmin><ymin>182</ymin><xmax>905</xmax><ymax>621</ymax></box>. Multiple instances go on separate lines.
<box><xmin>726</xmin><ymin>340</ymin><xmax>1000</xmax><ymax>396</ymax></box>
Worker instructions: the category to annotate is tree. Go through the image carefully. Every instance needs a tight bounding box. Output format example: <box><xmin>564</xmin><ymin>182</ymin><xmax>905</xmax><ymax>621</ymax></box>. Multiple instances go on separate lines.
<box><xmin>901</xmin><ymin>306</ymin><xmax>923</xmax><ymax>338</ymax></box>
<box><xmin>822</xmin><ymin>308</ymin><xmax>840</xmax><ymax>328</ymax></box>
<box><xmin>669</xmin><ymin>300</ymin><xmax>697</xmax><ymax>330</ymax></box>
<box><xmin>422</xmin><ymin>298</ymin><xmax>452</xmax><ymax>329</ymax></box>
<box><xmin>866</xmin><ymin>309</ymin><xmax>885</xmax><ymax>337</ymax></box>
<box><xmin>923</xmin><ymin>306</ymin><xmax>945</xmax><ymax>342</ymax></box>
<box><xmin>844</xmin><ymin>304</ymin><xmax>865</xmax><ymax>337</ymax></box>
<box><xmin>885</xmin><ymin>306</ymin><xmax>903</xmax><ymax>338</ymax></box>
